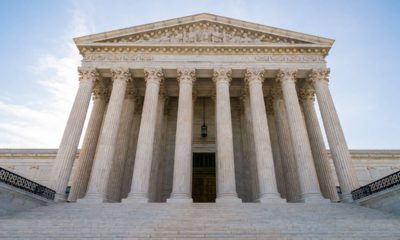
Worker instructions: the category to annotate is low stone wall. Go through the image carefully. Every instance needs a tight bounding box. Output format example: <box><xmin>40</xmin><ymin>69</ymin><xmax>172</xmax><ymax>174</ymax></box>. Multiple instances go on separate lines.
<box><xmin>0</xmin><ymin>149</ymin><xmax>399</xmax><ymax>190</ymax></box>
<box><xmin>0</xmin><ymin>182</ymin><xmax>53</xmax><ymax>216</ymax></box>
<box><xmin>356</xmin><ymin>185</ymin><xmax>400</xmax><ymax>215</ymax></box>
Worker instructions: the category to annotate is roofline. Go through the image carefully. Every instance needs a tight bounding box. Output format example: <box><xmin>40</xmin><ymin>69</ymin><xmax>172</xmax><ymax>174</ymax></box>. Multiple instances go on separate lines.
<box><xmin>73</xmin><ymin>13</ymin><xmax>334</xmax><ymax>46</ymax></box>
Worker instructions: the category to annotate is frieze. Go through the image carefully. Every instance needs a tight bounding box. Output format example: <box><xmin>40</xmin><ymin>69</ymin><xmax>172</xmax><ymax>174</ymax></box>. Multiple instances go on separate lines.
<box><xmin>83</xmin><ymin>53</ymin><xmax>325</xmax><ymax>64</ymax></box>
<box><xmin>254</xmin><ymin>55</ymin><xmax>324</xmax><ymax>62</ymax></box>
<box><xmin>83</xmin><ymin>53</ymin><xmax>154</xmax><ymax>62</ymax></box>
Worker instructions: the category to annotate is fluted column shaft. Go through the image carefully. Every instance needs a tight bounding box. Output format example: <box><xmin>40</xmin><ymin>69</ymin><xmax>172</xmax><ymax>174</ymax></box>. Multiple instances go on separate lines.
<box><xmin>50</xmin><ymin>67</ymin><xmax>97</xmax><ymax>201</ymax></box>
<box><xmin>241</xmin><ymin>94</ymin><xmax>258</xmax><ymax>201</ymax></box>
<box><xmin>120</xmin><ymin>101</ymin><xmax>142</xmax><ymax>199</ymax></box>
<box><xmin>300</xmin><ymin>87</ymin><xmax>339</xmax><ymax>201</ymax></box>
<box><xmin>168</xmin><ymin>68</ymin><xmax>195</xmax><ymax>203</ymax></box>
<box><xmin>149</xmin><ymin>92</ymin><xmax>167</xmax><ymax>202</ymax></box>
<box><xmin>245</xmin><ymin>69</ymin><xmax>283</xmax><ymax>203</ymax></box>
<box><xmin>213</xmin><ymin>68</ymin><xmax>241</xmax><ymax>203</ymax></box>
<box><xmin>277</xmin><ymin>69</ymin><xmax>325</xmax><ymax>203</ymax></box>
<box><xmin>266</xmin><ymin>103</ymin><xmax>286</xmax><ymax>199</ymax></box>
<box><xmin>81</xmin><ymin>68</ymin><xmax>130</xmax><ymax>203</ymax></box>
<box><xmin>124</xmin><ymin>68</ymin><xmax>163</xmax><ymax>203</ymax></box>
<box><xmin>309</xmin><ymin>69</ymin><xmax>359</xmax><ymax>202</ymax></box>
<box><xmin>272</xmin><ymin>92</ymin><xmax>301</xmax><ymax>202</ymax></box>
<box><xmin>106</xmin><ymin>86</ymin><xmax>136</xmax><ymax>202</ymax></box>
<box><xmin>68</xmin><ymin>87</ymin><xmax>108</xmax><ymax>202</ymax></box>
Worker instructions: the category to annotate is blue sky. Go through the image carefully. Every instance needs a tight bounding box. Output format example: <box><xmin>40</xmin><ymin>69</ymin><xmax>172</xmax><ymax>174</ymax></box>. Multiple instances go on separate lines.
<box><xmin>0</xmin><ymin>0</ymin><xmax>399</xmax><ymax>149</ymax></box>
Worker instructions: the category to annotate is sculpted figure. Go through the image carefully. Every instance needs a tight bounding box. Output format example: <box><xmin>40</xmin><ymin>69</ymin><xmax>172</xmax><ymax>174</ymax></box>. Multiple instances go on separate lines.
<box><xmin>240</xmin><ymin>33</ymin><xmax>252</xmax><ymax>43</ymax></box>
<box><xmin>211</xmin><ymin>29</ymin><xmax>224</xmax><ymax>43</ymax></box>
<box><xmin>186</xmin><ymin>26</ymin><xmax>198</xmax><ymax>43</ymax></box>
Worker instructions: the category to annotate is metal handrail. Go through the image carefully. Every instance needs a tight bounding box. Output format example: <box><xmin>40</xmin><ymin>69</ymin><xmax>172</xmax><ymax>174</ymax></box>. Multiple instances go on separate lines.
<box><xmin>351</xmin><ymin>170</ymin><xmax>400</xmax><ymax>201</ymax></box>
<box><xmin>0</xmin><ymin>167</ymin><xmax>55</xmax><ymax>200</ymax></box>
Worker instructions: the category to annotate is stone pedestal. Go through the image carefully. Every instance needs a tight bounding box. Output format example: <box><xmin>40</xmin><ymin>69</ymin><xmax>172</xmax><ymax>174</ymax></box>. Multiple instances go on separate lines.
<box><xmin>50</xmin><ymin>67</ymin><xmax>97</xmax><ymax>201</ymax></box>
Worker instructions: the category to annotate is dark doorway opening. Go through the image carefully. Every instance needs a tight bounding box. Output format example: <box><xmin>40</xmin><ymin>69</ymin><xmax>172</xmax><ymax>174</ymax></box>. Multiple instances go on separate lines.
<box><xmin>192</xmin><ymin>153</ymin><xmax>216</xmax><ymax>202</ymax></box>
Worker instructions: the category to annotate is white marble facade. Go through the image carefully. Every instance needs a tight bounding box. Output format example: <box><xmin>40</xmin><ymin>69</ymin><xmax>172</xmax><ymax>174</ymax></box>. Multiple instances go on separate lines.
<box><xmin>44</xmin><ymin>13</ymin><xmax>367</xmax><ymax>203</ymax></box>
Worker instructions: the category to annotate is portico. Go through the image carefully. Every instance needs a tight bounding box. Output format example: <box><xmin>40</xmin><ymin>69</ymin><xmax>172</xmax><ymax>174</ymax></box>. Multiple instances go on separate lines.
<box><xmin>49</xmin><ymin>13</ymin><xmax>359</xmax><ymax>203</ymax></box>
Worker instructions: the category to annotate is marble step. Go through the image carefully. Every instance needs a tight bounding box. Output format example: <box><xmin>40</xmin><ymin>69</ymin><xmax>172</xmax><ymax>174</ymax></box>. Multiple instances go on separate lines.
<box><xmin>0</xmin><ymin>203</ymin><xmax>399</xmax><ymax>239</ymax></box>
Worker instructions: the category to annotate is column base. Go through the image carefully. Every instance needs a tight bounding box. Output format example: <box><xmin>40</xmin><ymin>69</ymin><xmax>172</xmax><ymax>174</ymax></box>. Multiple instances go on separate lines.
<box><xmin>299</xmin><ymin>193</ymin><xmax>331</xmax><ymax>203</ymax></box>
<box><xmin>53</xmin><ymin>193</ymin><xmax>67</xmax><ymax>203</ymax></box>
<box><xmin>122</xmin><ymin>192</ymin><xmax>149</xmax><ymax>203</ymax></box>
<box><xmin>167</xmin><ymin>197</ymin><xmax>193</xmax><ymax>203</ymax></box>
<box><xmin>340</xmin><ymin>192</ymin><xmax>354</xmax><ymax>203</ymax></box>
<box><xmin>258</xmin><ymin>193</ymin><xmax>286</xmax><ymax>204</ymax></box>
<box><xmin>167</xmin><ymin>193</ymin><xmax>193</xmax><ymax>203</ymax></box>
<box><xmin>77</xmin><ymin>192</ymin><xmax>110</xmax><ymax>204</ymax></box>
<box><xmin>216</xmin><ymin>194</ymin><xmax>242</xmax><ymax>203</ymax></box>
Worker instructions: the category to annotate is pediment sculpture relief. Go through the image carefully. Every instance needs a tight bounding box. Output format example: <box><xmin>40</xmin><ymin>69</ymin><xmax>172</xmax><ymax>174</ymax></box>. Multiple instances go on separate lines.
<box><xmin>100</xmin><ymin>22</ymin><xmax>308</xmax><ymax>45</ymax></box>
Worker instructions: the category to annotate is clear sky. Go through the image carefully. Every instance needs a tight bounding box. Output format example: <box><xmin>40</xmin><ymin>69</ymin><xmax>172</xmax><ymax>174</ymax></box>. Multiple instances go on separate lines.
<box><xmin>0</xmin><ymin>0</ymin><xmax>399</xmax><ymax>149</ymax></box>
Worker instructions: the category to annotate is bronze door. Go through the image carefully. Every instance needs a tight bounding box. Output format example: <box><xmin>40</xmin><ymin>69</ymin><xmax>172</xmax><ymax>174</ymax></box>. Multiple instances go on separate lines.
<box><xmin>192</xmin><ymin>153</ymin><xmax>216</xmax><ymax>202</ymax></box>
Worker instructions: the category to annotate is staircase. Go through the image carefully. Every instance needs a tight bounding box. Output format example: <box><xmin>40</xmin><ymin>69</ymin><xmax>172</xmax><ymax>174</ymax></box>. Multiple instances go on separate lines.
<box><xmin>0</xmin><ymin>202</ymin><xmax>399</xmax><ymax>239</ymax></box>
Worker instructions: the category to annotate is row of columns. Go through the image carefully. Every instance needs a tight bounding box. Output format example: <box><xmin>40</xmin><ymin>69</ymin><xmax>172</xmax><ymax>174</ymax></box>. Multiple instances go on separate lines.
<box><xmin>50</xmin><ymin>67</ymin><xmax>359</xmax><ymax>203</ymax></box>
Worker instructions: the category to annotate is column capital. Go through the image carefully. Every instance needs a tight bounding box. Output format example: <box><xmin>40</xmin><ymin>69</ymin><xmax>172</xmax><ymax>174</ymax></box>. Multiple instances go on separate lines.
<box><xmin>111</xmin><ymin>68</ymin><xmax>132</xmax><ymax>82</ymax></box>
<box><xmin>270</xmin><ymin>86</ymin><xmax>283</xmax><ymax>100</ymax></box>
<box><xmin>245</xmin><ymin>68</ymin><xmax>264</xmax><ymax>84</ymax></box>
<box><xmin>308</xmin><ymin>68</ymin><xmax>330</xmax><ymax>85</ymax></box>
<box><xmin>144</xmin><ymin>68</ymin><xmax>164</xmax><ymax>84</ymax></box>
<box><xmin>212</xmin><ymin>68</ymin><xmax>232</xmax><ymax>84</ymax></box>
<box><xmin>276</xmin><ymin>69</ymin><xmax>297</xmax><ymax>83</ymax></box>
<box><xmin>192</xmin><ymin>88</ymin><xmax>198</xmax><ymax>102</ymax></box>
<box><xmin>78</xmin><ymin>67</ymin><xmax>99</xmax><ymax>83</ymax></box>
<box><xmin>265</xmin><ymin>96</ymin><xmax>274</xmax><ymax>115</ymax></box>
<box><xmin>177</xmin><ymin>68</ymin><xmax>196</xmax><ymax>84</ymax></box>
<box><xmin>159</xmin><ymin>85</ymin><xmax>169</xmax><ymax>100</ymax></box>
<box><xmin>92</xmin><ymin>87</ymin><xmax>109</xmax><ymax>101</ymax></box>
<box><xmin>240</xmin><ymin>88</ymin><xmax>249</xmax><ymax>102</ymax></box>
<box><xmin>125</xmin><ymin>85</ymin><xmax>137</xmax><ymax>100</ymax></box>
<box><xmin>299</xmin><ymin>84</ymin><xmax>316</xmax><ymax>102</ymax></box>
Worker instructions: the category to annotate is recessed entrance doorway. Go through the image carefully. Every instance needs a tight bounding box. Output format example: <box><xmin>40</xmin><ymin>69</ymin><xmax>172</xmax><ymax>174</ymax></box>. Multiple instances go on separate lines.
<box><xmin>192</xmin><ymin>153</ymin><xmax>216</xmax><ymax>202</ymax></box>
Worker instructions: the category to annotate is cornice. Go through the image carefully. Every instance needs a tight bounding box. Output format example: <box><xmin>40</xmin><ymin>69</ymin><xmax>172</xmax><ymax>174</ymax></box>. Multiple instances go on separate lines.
<box><xmin>74</xmin><ymin>13</ymin><xmax>334</xmax><ymax>57</ymax></box>
<box><xmin>74</xmin><ymin>13</ymin><xmax>334</xmax><ymax>46</ymax></box>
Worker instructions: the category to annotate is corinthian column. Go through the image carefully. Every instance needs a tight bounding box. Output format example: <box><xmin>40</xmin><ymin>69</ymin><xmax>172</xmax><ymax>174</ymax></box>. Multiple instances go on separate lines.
<box><xmin>123</xmin><ymin>68</ymin><xmax>163</xmax><ymax>203</ymax></box>
<box><xmin>245</xmin><ymin>69</ymin><xmax>283</xmax><ymax>203</ymax></box>
<box><xmin>120</xmin><ymin>99</ymin><xmax>143</xmax><ymax>199</ymax></box>
<box><xmin>277</xmin><ymin>69</ymin><xmax>326</xmax><ymax>203</ymax></box>
<box><xmin>271</xmin><ymin>87</ymin><xmax>301</xmax><ymax>202</ymax></box>
<box><xmin>50</xmin><ymin>67</ymin><xmax>97</xmax><ymax>201</ymax></box>
<box><xmin>106</xmin><ymin>84</ymin><xmax>137</xmax><ymax>202</ymax></box>
<box><xmin>265</xmin><ymin>97</ymin><xmax>286</xmax><ymax>199</ymax></box>
<box><xmin>309</xmin><ymin>68</ymin><xmax>359</xmax><ymax>202</ymax></box>
<box><xmin>299</xmin><ymin>85</ymin><xmax>339</xmax><ymax>201</ymax></box>
<box><xmin>68</xmin><ymin>85</ymin><xmax>108</xmax><ymax>202</ymax></box>
<box><xmin>213</xmin><ymin>68</ymin><xmax>241</xmax><ymax>203</ymax></box>
<box><xmin>167</xmin><ymin>68</ymin><xmax>196</xmax><ymax>203</ymax></box>
<box><xmin>81</xmin><ymin>68</ymin><xmax>131</xmax><ymax>203</ymax></box>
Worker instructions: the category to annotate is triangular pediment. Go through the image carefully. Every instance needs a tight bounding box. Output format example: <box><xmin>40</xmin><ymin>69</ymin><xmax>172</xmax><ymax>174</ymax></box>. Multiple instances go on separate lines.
<box><xmin>74</xmin><ymin>13</ymin><xmax>334</xmax><ymax>48</ymax></box>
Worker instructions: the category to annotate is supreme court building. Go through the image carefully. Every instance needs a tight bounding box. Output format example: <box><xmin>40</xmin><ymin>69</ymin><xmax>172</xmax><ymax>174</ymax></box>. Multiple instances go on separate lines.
<box><xmin>49</xmin><ymin>13</ymin><xmax>360</xmax><ymax>204</ymax></box>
